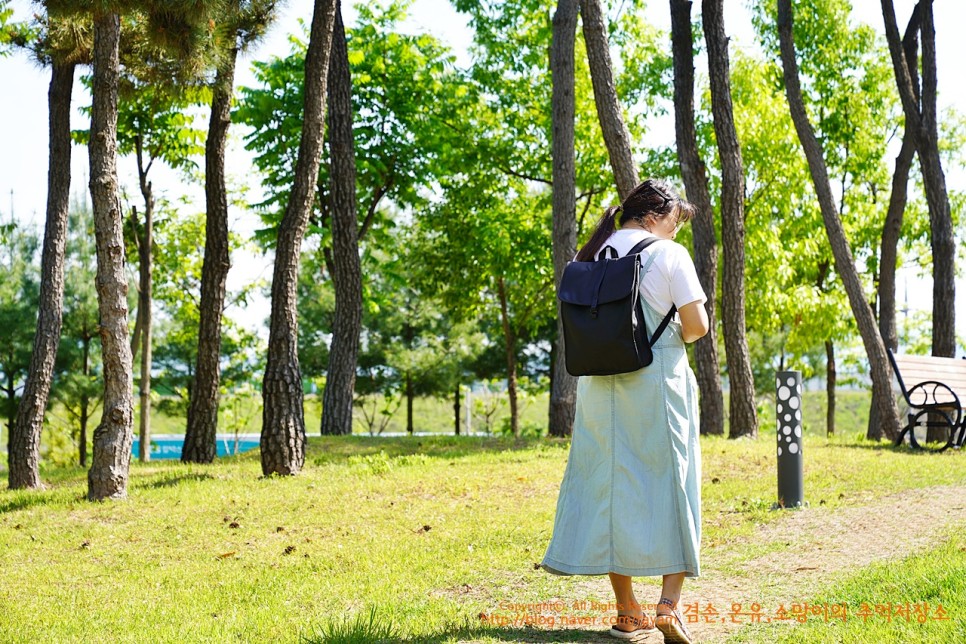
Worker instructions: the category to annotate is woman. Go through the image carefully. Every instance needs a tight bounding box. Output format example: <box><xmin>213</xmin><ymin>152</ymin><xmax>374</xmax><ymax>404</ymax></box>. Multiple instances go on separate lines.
<box><xmin>540</xmin><ymin>179</ymin><xmax>709</xmax><ymax>644</ymax></box>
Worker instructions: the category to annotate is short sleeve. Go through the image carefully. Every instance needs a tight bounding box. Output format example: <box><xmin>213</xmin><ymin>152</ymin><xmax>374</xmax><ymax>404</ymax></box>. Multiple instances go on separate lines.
<box><xmin>667</xmin><ymin>244</ymin><xmax>707</xmax><ymax>308</ymax></box>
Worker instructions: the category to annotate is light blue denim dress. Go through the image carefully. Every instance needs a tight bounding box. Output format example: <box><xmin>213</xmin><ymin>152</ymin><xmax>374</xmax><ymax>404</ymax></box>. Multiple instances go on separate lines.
<box><xmin>541</xmin><ymin>252</ymin><xmax>702</xmax><ymax>578</ymax></box>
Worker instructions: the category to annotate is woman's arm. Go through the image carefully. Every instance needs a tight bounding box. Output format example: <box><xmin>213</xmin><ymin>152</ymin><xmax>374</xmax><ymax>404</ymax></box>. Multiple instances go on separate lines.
<box><xmin>678</xmin><ymin>300</ymin><xmax>709</xmax><ymax>343</ymax></box>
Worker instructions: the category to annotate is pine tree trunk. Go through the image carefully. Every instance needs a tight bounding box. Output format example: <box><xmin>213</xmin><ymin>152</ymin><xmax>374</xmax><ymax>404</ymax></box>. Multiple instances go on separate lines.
<box><xmin>778</xmin><ymin>0</ymin><xmax>900</xmax><ymax>441</ymax></box>
<box><xmin>497</xmin><ymin>276</ymin><xmax>519</xmax><ymax>437</ymax></box>
<box><xmin>87</xmin><ymin>13</ymin><xmax>135</xmax><ymax>500</ymax></box>
<box><xmin>703</xmin><ymin>0</ymin><xmax>758</xmax><ymax>439</ymax></box>
<box><xmin>825</xmin><ymin>340</ymin><xmax>836</xmax><ymax>436</ymax></box>
<box><xmin>580</xmin><ymin>0</ymin><xmax>639</xmax><ymax>199</ymax></box>
<box><xmin>320</xmin><ymin>7</ymin><xmax>362</xmax><ymax>437</ymax></box>
<box><xmin>669</xmin><ymin>0</ymin><xmax>724</xmax><ymax>435</ymax></box>
<box><xmin>9</xmin><ymin>61</ymin><xmax>75</xmax><ymax>490</ymax></box>
<box><xmin>869</xmin><ymin>7</ymin><xmax>919</xmax><ymax>441</ymax></box>
<box><xmin>183</xmin><ymin>47</ymin><xmax>238</xmax><ymax>463</ymax></box>
<box><xmin>548</xmin><ymin>0</ymin><xmax>579</xmax><ymax>438</ymax></box>
<box><xmin>261</xmin><ymin>0</ymin><xmax>338</xmax><ymax>476</ymax></box>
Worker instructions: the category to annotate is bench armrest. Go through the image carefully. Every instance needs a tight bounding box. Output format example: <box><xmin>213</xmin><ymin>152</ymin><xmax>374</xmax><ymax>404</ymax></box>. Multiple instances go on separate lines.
<box><xmin>904</xmin><ymin>380</ymin><xmax>962</xmax><ymax>422</ymax></box>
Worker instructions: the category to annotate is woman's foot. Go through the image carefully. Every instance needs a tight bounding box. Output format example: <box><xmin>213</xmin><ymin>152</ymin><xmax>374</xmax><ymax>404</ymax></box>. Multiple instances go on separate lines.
<box><xmin>609</xmin><ymin>609</ymin><xmax>656</xmax><ymax>640</ymax></box>
<box><xmin>655</xmin><ymin>597</ymin><xmax>693</xmax><ymax>643</ymax></box>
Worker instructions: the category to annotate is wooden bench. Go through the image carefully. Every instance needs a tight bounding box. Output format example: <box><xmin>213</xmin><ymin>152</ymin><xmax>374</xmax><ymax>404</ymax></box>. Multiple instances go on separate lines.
<box><xmin>888</xmin><ymin>349</ymin><xmax>966</xmax><ymax>451</ymax></box>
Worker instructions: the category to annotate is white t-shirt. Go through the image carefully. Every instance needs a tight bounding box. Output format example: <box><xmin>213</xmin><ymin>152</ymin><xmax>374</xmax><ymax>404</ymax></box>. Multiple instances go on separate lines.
<box><xmin>593</xmin><ymin>228</ymin><xmax>707</xmax><ymax>316</ymax></box>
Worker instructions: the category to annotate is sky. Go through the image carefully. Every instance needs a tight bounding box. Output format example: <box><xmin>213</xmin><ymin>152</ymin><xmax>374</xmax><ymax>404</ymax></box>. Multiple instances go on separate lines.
<box><xmin>0</xmin><ymin>0</ymin><xmax>963</xmax><ymax>348</ymax></box>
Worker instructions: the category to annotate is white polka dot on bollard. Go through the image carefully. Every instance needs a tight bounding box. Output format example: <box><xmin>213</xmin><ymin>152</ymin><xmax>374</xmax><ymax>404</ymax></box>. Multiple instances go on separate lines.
<box><xmin>776</xmin><ymin>371</ymin><xmax>803</xmax><ymax>508</ymax></box>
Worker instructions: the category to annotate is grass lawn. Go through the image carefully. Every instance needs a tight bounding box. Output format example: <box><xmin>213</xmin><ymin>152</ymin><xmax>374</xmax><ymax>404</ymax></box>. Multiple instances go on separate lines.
<box><xmin>2</xmin><ymin>421</ymin><xmax>964</xmax><ymax>642</ymax></box>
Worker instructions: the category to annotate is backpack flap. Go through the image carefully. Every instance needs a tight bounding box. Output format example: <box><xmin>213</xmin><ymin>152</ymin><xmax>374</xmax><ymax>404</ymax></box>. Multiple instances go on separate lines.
<box><xmin>557</xmin><ymin>255</ymin><xmax>639</xmax><ymax>308</ymax></box>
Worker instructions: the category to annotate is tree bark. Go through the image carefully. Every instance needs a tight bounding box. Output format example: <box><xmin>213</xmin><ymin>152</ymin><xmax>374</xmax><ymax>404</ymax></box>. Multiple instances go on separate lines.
<box><xmin>261</xmin><ymin>0</ymin><xmax>337</xmax><ymax>476</ymax></box>
<box><xmin>869</xmin><ymin>7</ymin><xmax>920</xmax><ymax>440</ymax></box>
<box><xmin>548</xmin><ymin>0</ymin><xmax>579</xmax><ymax>438</ymax></box>
<box><xmin>880</xmin><ymin>0</ymin><xmax>954</xmax><ymax>357</ymax></box>
<box><xmin>496</xmin><ymin>276</ymin><xmax>519</xmax><ymax>437</ymax></box>
<box><xmin>778</xmin><ymin>0</ymin><xmax>900</xmax><ymax>441</ymax></box>
<box><xmin>320</xmin><ymin>6</ymin><xmax>363</xmax><ymax>437</ymax></box>
<box><xmin>87</xmin><ymin>13</ymin><xmax>135</xmax><ymax>500</ymax></box>
<box><xmin>8</xmin><ymin>61</ymin><xmax>75</xmax><ymax>490</ymax></box>
<box><xmin>580</xmin><ymin>0</ymin><xmax>639</xmax><ymax>199</ymax></box>
<box><xmin>669</xmin><ymin>0</ymin><xmax>723</xmax><ymax>435</ymax></box>
<box><xmin>183</xmin><ymin>47</ymin><xmax>238</xmax><ymax>463</ymax></box>
<box><xmin>703</xmin><ymin>0</ymin><xmax>758</xmax><ymax>438</ymax></box>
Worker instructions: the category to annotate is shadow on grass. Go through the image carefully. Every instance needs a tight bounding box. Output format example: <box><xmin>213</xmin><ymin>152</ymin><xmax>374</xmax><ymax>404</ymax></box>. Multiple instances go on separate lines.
<box><xmin>306</xmin><ymin>435</ymin><xmax>571</xmax><ymax>468</ymax></box>
<box><xmin>131</xmin><ymin>471</ymin><xmax>215</xmax><ymax>490</ymax></box>
<box><xmin>0</xmin><ymin>488</ymin><xmax>84</xmax><ymax>514</ymax></box>
<box><xmin>830</xmin><ymin>440</ymin><xmax>963</xmax><ymax>455</ymax></box>
<box><xmin>396</xmin><ymin>625</ymin><xmax>606</xmax><ymax>643</ymax></box>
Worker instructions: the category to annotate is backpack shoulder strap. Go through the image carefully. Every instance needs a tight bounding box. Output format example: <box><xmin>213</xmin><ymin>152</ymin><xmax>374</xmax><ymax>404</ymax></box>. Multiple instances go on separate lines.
<box><xmin>636</xmin><ymin>243</ymin><xmax>679</xmax><ymax>346</ymax></box>
<box><xmin>648</xmin><ymin>306</ymin><xmax>678</xmax><ymax>347</ymax></box>
<box><xmin>625</xmin><ymin>235</ymin><xmax>661</xmax><ymax>257</ymax></box>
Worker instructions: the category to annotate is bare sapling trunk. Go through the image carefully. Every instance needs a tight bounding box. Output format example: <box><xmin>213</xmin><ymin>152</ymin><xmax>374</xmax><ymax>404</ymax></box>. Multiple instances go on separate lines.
<box><xmin>497</xmin><ymin>276</ymin><xmax>519</xmax><ymax>437</ymax></box>
<box><xmin>134</xmin><ymin>140</ymin><xmax>154</xmax><ymax>463</ymax></box>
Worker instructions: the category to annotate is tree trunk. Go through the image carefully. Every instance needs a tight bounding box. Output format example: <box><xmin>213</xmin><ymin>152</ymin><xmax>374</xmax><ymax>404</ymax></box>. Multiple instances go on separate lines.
<box><xmin>703</xmin><ymin>0</ymin><xmax>758</xmax><ymax>439</ymax></box>
<box><xmin>869</xmin><ymin>8</ymin><xmax>920</xmax><ymax>440</ymax></box>
<box><xmin>880</xmin><ymin>0</ymin><xmax>955</xmax><ymax>358</ymax></box>
<box><xmin>8</xmin><ymin>61</ymin><xmax>75</xmax><ymax>490</ymax></box>
<box><xmin>406</xmin><ymin>371</ymin><xmax>414</xmax><ymax>435</ymax></box>
<box><xmin>548</xmin><ymin>0</ymin><xmax>579</xmax><ymax>438</ymax></box>
<box><xmin>580</xmin><ymin>0</ymin><xmax>639</xmax><ymax>199</ymax></box>
<box><xmin>496</xmin><ymin>276</ymin><xmax>519</xmax><ymax>437</ymax></box>
<box><xmin>454</xmin><ymin>384</ymin><xmax>460</xmax><ymax>435</ymax></box>
<box><xmin>134</xmin><ymin>145</ymin><xmax>154</xmax><ymax>463</ymax></box>
<box><xmin>778</xmin><ymin>0</ymin><xmax>900</xmax><ymax>441</ymax></box>
<box><xmin>669</xmin><ymin>0</ymin><xmax>723</xmax><ymax>435</ymax></box>
<box><xmin>183</xmin><ymin>47</ymin><xmax>238</xmax><ymax>463</ymax></box>
<box><xmin>261</xmin><ymin>0</ymin><xmax>338</xmax><ymax>476</ymax></box>
<box><xmin>825</xmin><ymin>339</ymin><xmax>836</xmax><ymax>436</ymax></box>
<box><xmin>320</xmin><ymin>6</ymin><xmax>363</xmax><ymax>437</ymax></box>
<box><xmin>87</xmin><ymin>13</ymin><xmax>135</xmax><ymax>500</ymax></box>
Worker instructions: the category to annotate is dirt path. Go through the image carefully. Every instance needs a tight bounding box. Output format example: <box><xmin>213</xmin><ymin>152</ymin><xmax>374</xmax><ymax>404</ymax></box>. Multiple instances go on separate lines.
<box><xmin>498</xmin><ymin>483</ymin><xmax>966</xmax><ymax>643</ymax></box>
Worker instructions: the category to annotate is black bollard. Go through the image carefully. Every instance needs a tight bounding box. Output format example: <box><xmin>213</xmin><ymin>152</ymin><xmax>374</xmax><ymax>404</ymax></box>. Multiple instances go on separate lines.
<box><xmin>776</xmin><ymin>371</ymin><xmax>804</xmax><ymax>508</ymax></box>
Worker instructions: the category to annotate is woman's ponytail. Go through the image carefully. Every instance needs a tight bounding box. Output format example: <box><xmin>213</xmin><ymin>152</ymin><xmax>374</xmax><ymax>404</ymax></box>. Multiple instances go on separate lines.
<box><xmin>574</xmin><ymin>205</ymin><xmax>621</xmax><ymax>262</ymax></box>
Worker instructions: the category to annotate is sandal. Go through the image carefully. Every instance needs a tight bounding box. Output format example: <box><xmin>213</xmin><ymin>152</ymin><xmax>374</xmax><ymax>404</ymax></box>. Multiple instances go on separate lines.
<box><xmin>609</xmin><ymin>611</ymin><xmax>656</xmax><ymax>640</ymax></box>
<box><xmin>655</xmin><ymin>598</ymin><xmax>693</xmax><ymax>644</ymax></box>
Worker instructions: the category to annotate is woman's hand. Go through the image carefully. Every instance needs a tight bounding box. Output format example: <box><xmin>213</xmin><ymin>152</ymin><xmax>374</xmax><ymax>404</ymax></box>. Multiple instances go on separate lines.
<box><xmin>678</xmin><ymin>300</ymin><xmax>709</xmax><ymax>343</ymax></box>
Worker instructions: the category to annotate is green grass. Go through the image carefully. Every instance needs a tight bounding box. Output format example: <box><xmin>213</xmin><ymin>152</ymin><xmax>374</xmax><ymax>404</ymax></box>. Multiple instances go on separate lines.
<box><xmin>726</xmin><ymin>526</ymin><xmax>966</xmax><ymax>643</ymax></box>
<box><xmin>2</xmin><ymin>423</ymin><xmax>964</xmax><ymax>641</ymax></box>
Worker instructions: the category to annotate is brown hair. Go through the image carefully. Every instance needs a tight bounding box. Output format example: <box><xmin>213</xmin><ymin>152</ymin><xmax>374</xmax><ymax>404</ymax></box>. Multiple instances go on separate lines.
<box><xmin>574</xmin><ymin>178</ymin><xmax>693</xmax><ymax>262</ymax></box>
